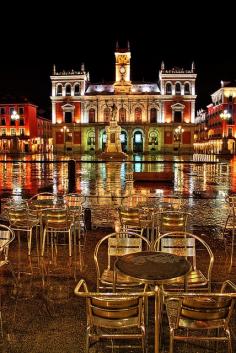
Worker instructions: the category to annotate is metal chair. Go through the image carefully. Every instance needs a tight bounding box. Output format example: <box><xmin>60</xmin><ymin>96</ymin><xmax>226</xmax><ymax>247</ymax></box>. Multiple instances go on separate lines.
<box><xmin>94</xmin><ymin>231</ymin><xmax>151</xmax><ymax>291</ymax></box>
<box><xmin>158</xmin><ymin>211</ymin><xmax>191</xmax><ymax>236</ymax></box>
<box><xmin>222</xmin><ymin>195</ymin><xmax>236</xmax><ymax>271</ymax></box>
<box><xmin>63</xmin><ymin>193</ymin><xmax>86</xmax><ymax>244</ymax></box>
<box><xmin>165</xmin><ymin>280</ymin><xmax>236</xmax><ymax>353</ymax></box>
<box><xmin>41</xmin><ymin>208</ymin><xmax>74</xmax><ymax>257</ymax></box>
<box><xmin>74</xmin><ymin>279</ymin><xmax>152</xmax><ymax>353</ymax></box>
<box><xmin>154</xmin><ymin>231</ymin><xmax>214</xmax><ymax>291</ymax></box>
<box><xmin>8</xmin><ymin>206</ymin><xmax>39</xmax><ymax>255</ymax></box>
<box><xmin>0</xmin><ymin>224</ymin><xmax>17</xmax><ymax>339</ymax></box>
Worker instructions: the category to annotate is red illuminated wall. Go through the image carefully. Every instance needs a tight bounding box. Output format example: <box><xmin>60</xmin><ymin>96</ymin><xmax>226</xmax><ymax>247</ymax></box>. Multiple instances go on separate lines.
<box><xmin>164</xmin><ymin>131</ymin><xmax>173</xmax><ymax>144</ymax></box>
<box><xmin>74</xmin><ymin>131</ymin><xmax>81</xmax><ymax>144</ymax></box>
<box><xmin>56</xmin><ymin>132</ymin><xmax>64</xmax><ymax>144</ymax></box>
<box><xmin>182</xmin><ymin>131</ymin><xmax>191</xmax><ymax>144</ymax></box>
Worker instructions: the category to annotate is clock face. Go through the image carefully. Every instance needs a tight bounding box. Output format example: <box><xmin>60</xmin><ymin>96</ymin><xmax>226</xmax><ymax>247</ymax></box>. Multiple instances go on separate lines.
<box><xmin>120</xmin><ymin>66</ymin><xmax>126</xmax><ymax>74</ymax></box>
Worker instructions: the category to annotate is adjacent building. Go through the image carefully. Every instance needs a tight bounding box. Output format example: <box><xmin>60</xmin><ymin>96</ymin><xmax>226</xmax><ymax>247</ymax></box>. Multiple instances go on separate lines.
<box><xmin>194</xmin><ymin>81</ymin><xmax>236</xmax><ymax>154</ymax></box>
<box><xmin>0</xmin><ymin>97</ymin><xmax>52</xmax><ymax>153</ymax></box>
<box><xmin>51</xmin><ymin>44</ymin><xmax>197</xmax><ymax>154</ymax></box>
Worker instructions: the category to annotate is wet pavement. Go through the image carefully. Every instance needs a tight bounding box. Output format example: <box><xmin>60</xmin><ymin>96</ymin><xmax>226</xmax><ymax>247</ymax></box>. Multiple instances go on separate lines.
<box><xmin>0</xmin><ymin>154</ymin><xmax>236</xmax><ymax>352</ymax></box>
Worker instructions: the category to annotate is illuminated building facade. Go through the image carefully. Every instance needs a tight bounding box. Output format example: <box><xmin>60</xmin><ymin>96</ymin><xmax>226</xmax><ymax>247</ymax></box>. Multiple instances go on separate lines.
<box><xmin>51</xmin><ymin>44</ymin><xmax>197</xmax><ymax>154</ymax></box>
<box><xmin>0</xmin><ymin>99</ymin><xmax>52</xmax><ymax>153</ymax></box>
<box><xmin>194</xmin><ymin>81</ymin><xmax>236</xmax><ymax>154</ymax></box>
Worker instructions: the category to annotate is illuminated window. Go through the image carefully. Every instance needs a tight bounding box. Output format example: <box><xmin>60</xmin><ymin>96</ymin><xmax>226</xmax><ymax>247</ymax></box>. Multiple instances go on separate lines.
<box><xmin>104</xmin><ymin>108</ymin><xmax>110</xmax><ymax>122</ymax></box>
<box><xmin>150</xmin><ymin>108</ymin><xmax>157</xmax><ymax>123</ymax></box>
<box><xmin>102</xmin><ymin>134</ymin><xmax>107</xmax><ymax>143</ymax></box>
<box><xmin>10</xmin><ymin>128</ymin><xmax>16</xmax><ymax>136</ymax></box>
<box><xmin>119</xmin><ymin>108</ymin><xmax>126</xmax><ymax>122</ymax></box>
<box><xmin>135</xmin><ymin>108</ymin><xmax>142</xmax><ymax>123</ymax></box>
<box><xmin>89</xmin><ymin>109</ymin><xmax>95</xmax><ymax>123</ymax></box>
<box><xmin>19</xmin><ymin>128</ymin><xmax>25</xmax><ymax>136</ymax></box>
<box><xmin>120</xmin><ymin>134</ymin><xmax>125</xmax><ymax>143</ymax></box>
<box><xmin>135</xmin><ymin>133</ymin><xmax>142</xmax><ymax>143</ymax></box>
<box><xmin>1</xmin><ymin>128</ymin><xmax>6</xmax><ymax>136</ymax></box>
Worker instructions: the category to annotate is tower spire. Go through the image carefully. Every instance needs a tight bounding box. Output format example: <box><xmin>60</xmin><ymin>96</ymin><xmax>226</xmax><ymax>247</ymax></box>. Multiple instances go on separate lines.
<box><xmin>161</xmin><ymin>61</ymin><xmax>165</xmax><ymax>70</ymax></box>
<box><xmin>53</xmin><ymin>64</ymin><xmax>56</xmax><ymax>75</ymax></box>
<box><xmin>127</xmin><ymin>40</ymin><xmax>130</xmax><ymax>51</ymax></box>
<box><xmin>116</xmin><ymin>41</ymin><xmax>119</xmax><ymax>51</ymax></box>
<box><xmin>191</xmin><ymin>61</ymin><xmax>195</xmax><ymax>71</ymax></box>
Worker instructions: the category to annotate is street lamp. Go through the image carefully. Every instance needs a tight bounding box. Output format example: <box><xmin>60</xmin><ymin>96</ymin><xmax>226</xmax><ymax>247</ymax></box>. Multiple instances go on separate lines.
<box><xmin>11</xmin><ymin>110</ymin><xmax>20</xmax><ymax>121</ymax></box>
<box><xmin>220</xmin><ymin>109</ymin><xmax>231</xmax><ymax>153</ymax></box>
<box><xmin>174</xmin><ymin>125</ymin><xmax>184</xmax><ymax>153</ymax></box>
<box><xmin>60</xmin><ymin>126</ymin><xmax>69</xmax><ymax>154</ymax></box>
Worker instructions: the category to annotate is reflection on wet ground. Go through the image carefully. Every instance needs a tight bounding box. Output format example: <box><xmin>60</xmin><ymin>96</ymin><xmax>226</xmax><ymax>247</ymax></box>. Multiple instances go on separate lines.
<box><xmin>0</xmin><ymin>154</ymin><xmax>236</xmax><ymax>351</ymax></box>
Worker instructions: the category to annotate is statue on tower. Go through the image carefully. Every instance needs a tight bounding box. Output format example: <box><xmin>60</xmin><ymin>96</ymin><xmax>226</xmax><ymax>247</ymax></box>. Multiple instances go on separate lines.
<box><xmin>111</xmin><ymin>103</ymin><xmax>117</xmax><ymax>121</ymax></box>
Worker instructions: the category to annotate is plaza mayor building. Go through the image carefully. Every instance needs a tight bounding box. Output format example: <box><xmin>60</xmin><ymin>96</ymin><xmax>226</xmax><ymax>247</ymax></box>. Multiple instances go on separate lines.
<box><xmin>51</xmin><ymin>44</ymin><xmax>197</xmax><ymax>154</ymax></box>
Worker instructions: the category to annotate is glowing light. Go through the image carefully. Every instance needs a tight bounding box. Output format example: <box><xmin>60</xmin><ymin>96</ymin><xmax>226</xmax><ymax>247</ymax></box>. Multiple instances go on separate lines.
<box><xmin>11</xmin><ymin>110</ymin><xmax>19</xmax><ymax>120</ymax></box>
<box><xmin>220</xmin><ymin>110</ymin><xmax>231</xmax><ymax>120</ymax></box>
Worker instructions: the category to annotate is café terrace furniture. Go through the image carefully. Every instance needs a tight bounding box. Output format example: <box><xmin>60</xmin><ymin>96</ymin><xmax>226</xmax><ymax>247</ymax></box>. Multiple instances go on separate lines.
<box><xmin>118</xmin><ymin>206</ymin><xmax>153</xmax><ymax>241</ymax></box>
<box><xmin>41</xmin><ymin>208</ymin><xmax>74</xmax><ymax>257</ymax></box>
<box><xmin>165</xmin><ymin>280</ymin><xmax>236</xmax><ymax>353</ymax></box>
<box><xmin>114</xmin><ymin>251</ymin><xmax>191</xmax><ymax>353</ymax></box>
<box><xmin>63</xmin><ymin>193</ymin><xmax>86</xmax><ymax>244</ymax></box>
<box><xmin>157</xmin><ymin>211</ymin><xmax>191</xmax><ymax>236</ymax></box>
<box><xmin>154</xmin><ymin>232</ymin><xmax>214</xmax><ymax>291</ymax></box>
<box><xmin>74</xmin><ymin>279</ymin><xmax>154</xmax><ymax>353</ymax></box>
<box><xmin>8</xmin><ymin>206</ymin><xmax>40</xmax><ymax>256</ymax></box>
<box><xmin>94</xmin><ymin>231</ymin><xmax>151</xmax><ymax>292</ymax></box>
<box><xmin>222</xmin><ymin>195</ymin><xmax>236</xmax><ymax>272</ymax></box>
<box><xmin>0</xmin><ymin>224</ymin><xmax>18</xmax><ymax>339</ymax></box>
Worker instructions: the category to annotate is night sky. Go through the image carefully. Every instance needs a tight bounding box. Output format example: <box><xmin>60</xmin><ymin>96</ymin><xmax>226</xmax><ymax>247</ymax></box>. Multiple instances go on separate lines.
<box><xmin>1</xmin><ymin>6</ymin><xmax>235</xmax><ymax>117</ymax></box>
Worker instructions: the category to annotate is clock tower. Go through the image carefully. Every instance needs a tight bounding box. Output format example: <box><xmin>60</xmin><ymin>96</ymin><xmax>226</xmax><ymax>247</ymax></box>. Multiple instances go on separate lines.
<box><xmin>114</xmin><ymin>42</ymin><xmax>132</xmax><ymax>94</ymax></box>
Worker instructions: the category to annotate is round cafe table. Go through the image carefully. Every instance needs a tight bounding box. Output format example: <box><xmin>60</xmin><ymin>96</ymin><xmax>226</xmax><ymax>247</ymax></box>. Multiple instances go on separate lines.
<box><xmin>115</xmin><ymin>251</ymin><xmax>191</xmax><ymax>353</ymax></box>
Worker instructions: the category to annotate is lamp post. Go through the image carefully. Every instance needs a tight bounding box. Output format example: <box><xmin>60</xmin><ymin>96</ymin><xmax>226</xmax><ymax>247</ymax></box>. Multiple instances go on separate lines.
<box><xmin>11</xmin><ymin>110</ymin><xmax>20</xmax><ymax>153</ymax></box>
<box><xmin>11</xmin><ymin>110</ymin><xmax>20</xmax><ymax>122</ymax></box>
<box><xmin>60</xmin><ymin>126</ymin><xmax>69</xmax><ymax>154</ymax></box>
<box><xmin>220</xmin><ymin>109</ymin><xmax>231</xmax><ymax>154</ymax></box>
<box><xmin>174</xmin><ymin>125</ymin><xmax>184</xmax><ymax>154</ymax></box>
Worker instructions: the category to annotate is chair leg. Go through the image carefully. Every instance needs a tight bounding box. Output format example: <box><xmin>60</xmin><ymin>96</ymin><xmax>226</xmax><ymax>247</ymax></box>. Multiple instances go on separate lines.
<box><xmin>169</xmin><ymin>330</ymin><xmax>174</xmax><ymax>353</ymax></box>
<box><xmin>28</xmin><ymin>229</ymin><xmax>33</xmax><ymax>256</ymax></box>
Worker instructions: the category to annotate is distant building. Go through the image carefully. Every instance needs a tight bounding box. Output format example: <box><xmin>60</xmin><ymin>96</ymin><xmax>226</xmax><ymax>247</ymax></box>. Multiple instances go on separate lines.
<box><xmin>0</xmin><ymin>97</ymin><xmax>52</xmax><ymax>153</ymax></box>
<box><xmin>51</xmin><ymin>44</ymin><xmax>197</xmax><ymax>154</ymax></box>
<box><xmin>194</xmin><ymin>81</ymin><xmax>236</xmax><ymax>154</ymax></box>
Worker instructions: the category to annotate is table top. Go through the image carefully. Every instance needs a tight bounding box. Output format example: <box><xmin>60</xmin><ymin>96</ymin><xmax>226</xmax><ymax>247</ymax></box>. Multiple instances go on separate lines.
<box><xmin>115</xmin><ymin>251</ymin><xmax>191</xmax><ymax>284</ymax></box>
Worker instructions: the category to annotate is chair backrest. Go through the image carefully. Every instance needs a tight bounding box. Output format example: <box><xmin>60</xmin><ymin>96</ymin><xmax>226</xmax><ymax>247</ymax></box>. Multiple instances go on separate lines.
<box><xmin>74</xmin><ymin>279</ymin><xmax>150</xmax><ymax>330</ymax></box>
<box><xmin>154</xmin><ymin>231</ymin><xmax>214</xmax><ymax>286</ymax></box>
<box><xmin>31</xmin><ymin>192</ymin><xmax>56</xmax><ymax>201</ymax></box>
<box><xmin>63</xmin><ymin>193</ymin><xmax>86</xmax><ymax>208</ymax></box>
<box><xmin>119</xmin><ymin>207</ymin><xmax>141</xmax><ymax>228</ymax></box>
<box><xmin>43</xmin><ymin>208</ymin><xmax>70</xmax><ymax>227</ymax></box>
<box><xmin>8</xmin><ymin>206</ymin><xmax>31</xmax><ymax>224</ymax></box>
<box><xmin>168</xmin><ymin>280</ymin><xmax>236</xmax><ymax>330</ymax></box>
<box><xmin>159</xmin><ymin>211</ymin><xmax>190</xmax><ymax>234</ymax></box>
<box><xmin>0</xmin><ymin>224</ymin><xmax>15</xmax><ymax>261</ymax></box>
<box><xmin>94</xmin><ymin>231</ymin><xmax>151</xmax><ymax>287</ymax></box>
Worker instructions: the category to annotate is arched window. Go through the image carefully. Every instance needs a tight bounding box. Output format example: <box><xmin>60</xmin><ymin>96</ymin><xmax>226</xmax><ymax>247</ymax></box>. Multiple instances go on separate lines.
<box><xmin>103</xmin><ymin>108</ymin><xmax>110</xmax><ymax>122</ymax></box>
<box><xmin>184</xmin><ymin>83</ymin><xmax>190</xmax><ymax>95</ymax></box>
<box><xmin>74</xmin><ymin>84</ymin><xmax>80</xmax><ymax>96</ymax></box>
<box><xmin>89</xmin><ymin>108</ymin><xmax>95</xmax><ymax>123</ymax></box>
<box><xmin>65</xmin><ymin>85</ymin><xmax>71</xmax><ymax>96</ymax></box>
<box><xmin>135</xmin><ymin>108</ymin><xmax>142</xmax><ymax>123</ymax></box>
<box><xmin>175</xmin><ymin>83</ymin><xmax>181</xmax><ymax>95</ymax></box>
<box><xmin>119</xmin><ymin>108</ymin><xmax>126</xmax><ymax>122</ymax></box>
<box><xmin>150</xmin><ymin>108</ymin><xmax>157</xmax><ymax>123</ymax></box>
<box><xmin>56</xmin><ymin>85</ymin><xmax>62</xmax><ymax>96</ymax></box>
<box><xmin>166</xmin><ymin>83</ymin><xmax>172</xmax><ymax>95</ymax></box>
